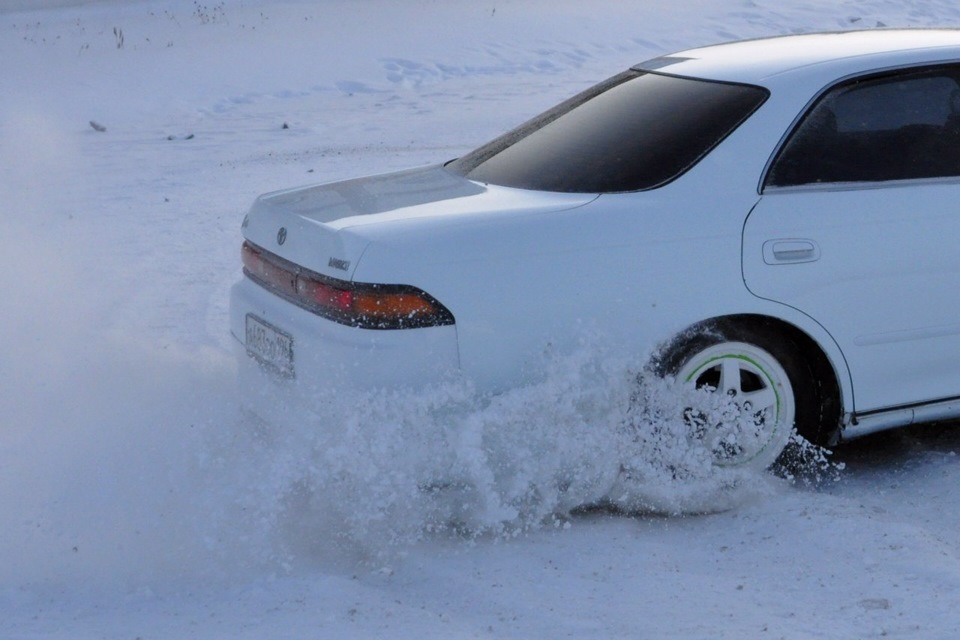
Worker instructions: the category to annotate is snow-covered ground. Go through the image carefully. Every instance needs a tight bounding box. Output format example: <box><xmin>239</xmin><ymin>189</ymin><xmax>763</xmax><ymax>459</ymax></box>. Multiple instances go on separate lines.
<box><xmin>4</xmin><ymin>1</ymin><xmax>960</xmax><ymax>637</ymax></box>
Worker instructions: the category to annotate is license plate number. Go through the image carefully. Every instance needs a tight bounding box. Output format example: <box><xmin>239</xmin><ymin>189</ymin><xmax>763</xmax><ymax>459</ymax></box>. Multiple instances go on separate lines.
<box><xmin>245</xmin><ymin>314</ymin><xmax>294</xmax><ymax>378</ymax></box>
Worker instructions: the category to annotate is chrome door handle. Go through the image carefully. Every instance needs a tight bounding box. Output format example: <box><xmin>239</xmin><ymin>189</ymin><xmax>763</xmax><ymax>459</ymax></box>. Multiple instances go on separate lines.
<box><xmin>762</xmin><ymin>239</ymin><xmax>821</xmax><ymax>264</ymax></box>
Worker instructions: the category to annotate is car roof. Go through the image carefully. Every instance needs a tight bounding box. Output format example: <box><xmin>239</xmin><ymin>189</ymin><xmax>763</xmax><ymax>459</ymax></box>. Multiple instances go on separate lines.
<box><xmin>637</xmin><ymin>29</ymin><xmax>960</xmax><ymax>88</ymax></box>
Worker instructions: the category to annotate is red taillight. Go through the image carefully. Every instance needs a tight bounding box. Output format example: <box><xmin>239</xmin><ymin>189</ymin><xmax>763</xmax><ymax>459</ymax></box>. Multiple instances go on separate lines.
<box><xmin>242</xmin><ymin>241</ymin><xmax>454</xmax><ymax>330</ymax></box>
<box><xmin>241</xmin><ymin>242</ymin><xmax>296</xmax><ymax>297</ymax></box>
<box><xmin>297</xmin><ymin>277</ymin><xmax>353</xmax><ymax>312</ymax></box>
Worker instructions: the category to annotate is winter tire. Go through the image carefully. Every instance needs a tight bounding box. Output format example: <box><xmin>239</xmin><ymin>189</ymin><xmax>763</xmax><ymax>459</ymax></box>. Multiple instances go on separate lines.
<box><xmin>657</xmin><ymin>321</ymin><xmax>827</xmax><ymax>471</ymax></box>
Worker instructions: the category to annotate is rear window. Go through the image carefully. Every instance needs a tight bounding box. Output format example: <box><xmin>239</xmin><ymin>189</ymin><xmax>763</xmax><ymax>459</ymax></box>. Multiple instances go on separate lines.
<box><xmin>448</xmin><ymin>70</ymin><xmax>768</xmax><ymax>193</ymax></box>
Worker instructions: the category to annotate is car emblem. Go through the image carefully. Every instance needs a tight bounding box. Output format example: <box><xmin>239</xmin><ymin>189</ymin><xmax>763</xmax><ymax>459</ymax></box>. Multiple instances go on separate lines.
<box><xmin>328</xmin><ymin>257</ymin><xmax>351</xmax><ymax>271</ymax></box>
<box><xmin>277</xmin><ymin>227</ymin><xmax>287</xmax><ymax>245</ymax></box>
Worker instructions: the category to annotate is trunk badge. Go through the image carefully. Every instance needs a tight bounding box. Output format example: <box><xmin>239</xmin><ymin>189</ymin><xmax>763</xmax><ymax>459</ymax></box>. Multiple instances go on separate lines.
<box><xmin>277</xmin><ymin>227</ymin><xmax>287</xmax><ymax>245</ymax></box>
<box><xmin>328</xmin><ymin>257</ymin><xmax>350</xmax><ymax>271</ymax></box>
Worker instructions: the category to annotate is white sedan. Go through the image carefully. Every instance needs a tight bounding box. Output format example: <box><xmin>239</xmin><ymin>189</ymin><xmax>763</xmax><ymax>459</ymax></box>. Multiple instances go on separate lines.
<box><xmin>231</xmin><ymin>29</ymin><xmax>960</xmax><ymax>471</ymax></box>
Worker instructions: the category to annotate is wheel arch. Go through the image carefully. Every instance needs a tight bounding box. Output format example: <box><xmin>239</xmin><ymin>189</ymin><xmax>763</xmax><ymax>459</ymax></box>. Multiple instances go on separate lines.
<box><xmin>651</xmin><ymin>313</ymin><xmax>846</xmax><ymax>446</ymax></box>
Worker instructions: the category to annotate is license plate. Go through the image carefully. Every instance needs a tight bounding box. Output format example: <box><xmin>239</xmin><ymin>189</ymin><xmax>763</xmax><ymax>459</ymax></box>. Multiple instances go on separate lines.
<box><xmin>245</xmin><ymin>314</ymin><xmax>294</xmax><ymax>378</ymax></box>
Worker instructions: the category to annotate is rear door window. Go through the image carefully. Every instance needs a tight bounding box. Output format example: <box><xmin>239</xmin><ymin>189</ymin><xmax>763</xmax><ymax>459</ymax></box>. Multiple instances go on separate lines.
<box><xmin>766</xmin><ymin>66</ymin><xmax>960</xmax><ymax>187</ymax></box>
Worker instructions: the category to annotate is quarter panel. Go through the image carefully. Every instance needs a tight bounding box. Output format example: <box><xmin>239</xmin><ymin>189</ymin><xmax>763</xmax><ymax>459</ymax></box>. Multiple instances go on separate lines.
<box><xmin>352</xmin><ymin>184</ymin><xmax>770</xmax><ymax>393</ymax></box>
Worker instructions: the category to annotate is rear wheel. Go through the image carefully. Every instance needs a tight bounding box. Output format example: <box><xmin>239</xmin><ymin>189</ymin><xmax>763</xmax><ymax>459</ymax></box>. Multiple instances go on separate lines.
<box><xmin>657</xmin><ymin>321</ymin><xmax>826</xmax><ymax>471</ymax></box>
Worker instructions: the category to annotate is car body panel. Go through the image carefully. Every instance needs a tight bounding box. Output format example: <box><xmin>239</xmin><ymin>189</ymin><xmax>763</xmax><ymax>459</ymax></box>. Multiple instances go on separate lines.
<box><xmin>243</xmin><ymin>165</ymin><xmax>596</xmax><ymax>281</ymax></box>
<box><xmin>646</xmin><ymin>30</ymin><xmax>960</xmax><ymax>88</ymax></box>
<box><xmin>339</xmin><ymin>107</ymin><xmax>845</xmax><ymax>395</ymax></box>
<box><xmin>745</xmin><ymin>180</ymin><xmax>960</xmax><ymax>412</ymax></box>
<box><xmin>231</xmin><ymin>276</ymin><xmax>461</xmax><ymax>391</ymax></box>
<box><xmin>351</xmin><ymin>184</ymin><xmax>754</xmax><ymax>392</ymax></box>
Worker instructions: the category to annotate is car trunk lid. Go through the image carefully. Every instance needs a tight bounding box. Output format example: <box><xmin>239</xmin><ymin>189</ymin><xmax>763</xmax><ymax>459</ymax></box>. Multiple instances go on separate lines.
<box><xmin>241</xmin><ymin>164</ymin><xmax>596</xmax><ymax>280</ymax></box>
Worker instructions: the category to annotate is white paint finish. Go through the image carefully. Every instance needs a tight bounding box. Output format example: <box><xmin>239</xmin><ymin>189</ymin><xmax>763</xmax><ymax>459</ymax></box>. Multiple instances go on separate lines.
<box><xmin>230</xmin><ymin>277</ymin><xmax>462</xmax><ymax>393</ymax></box>
<box><xmin>235</xmin><ymin>31</ymin><xmax>960</xmax><ymax>426</ymax></box>
<box><xmin>745</xmin><ymin>181</ymin><xmax>960</xmax><ymax>411</ymax></box>
<box><xmin>654</xmin><ymin>29</ymin><xmax>960</xmax><ymax>87</ymax></box>
<box><xmin>344</xmin><ymin>180</ymin><xmax>761</xmax><ymax>393</ymax></box>
<box><xmin>243</xmin><ymin>166</ymin><xmax>597</xmax><ymax>280</ymax></box>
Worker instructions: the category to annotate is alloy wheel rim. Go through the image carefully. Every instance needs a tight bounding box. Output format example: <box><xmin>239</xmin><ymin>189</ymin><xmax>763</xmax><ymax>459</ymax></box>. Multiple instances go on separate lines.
<box><xmin>676</xmin><ymin>342</ymin><xmax>795</xmax><ymax>469</ymax></box>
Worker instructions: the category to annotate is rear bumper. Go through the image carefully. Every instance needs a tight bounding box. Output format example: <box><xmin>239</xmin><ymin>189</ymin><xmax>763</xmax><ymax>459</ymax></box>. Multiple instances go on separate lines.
<box><xmin>230</xmin><ymin>277</ymin><xmax>461</xmax><ymax>419</ymax></box>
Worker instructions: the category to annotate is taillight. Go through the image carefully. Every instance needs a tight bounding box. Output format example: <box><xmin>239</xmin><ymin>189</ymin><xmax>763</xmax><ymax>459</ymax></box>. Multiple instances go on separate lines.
<box><xmin>241</xmin><ymin>242</ymin><xmax>296</xmax><ymax>298</ymax></box>
<box><xmin>242</xmin><ymin>241</ymin><xmax>454</xmax><ymax>330</ymax></box>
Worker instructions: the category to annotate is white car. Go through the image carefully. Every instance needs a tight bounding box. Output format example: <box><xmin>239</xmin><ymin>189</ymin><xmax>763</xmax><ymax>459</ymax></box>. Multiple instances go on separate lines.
<box><xmin>231</xmin><ymin>30</ymin><xmax>960</xmax><ymax>471</ymax></box>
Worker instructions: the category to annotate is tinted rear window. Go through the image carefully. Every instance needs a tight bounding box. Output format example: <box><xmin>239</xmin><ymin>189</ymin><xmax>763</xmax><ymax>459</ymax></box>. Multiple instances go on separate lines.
<box><xmin>449</xmin><ymin>71</ymin><xmax>768</xmax><ymax>193</ymax></box>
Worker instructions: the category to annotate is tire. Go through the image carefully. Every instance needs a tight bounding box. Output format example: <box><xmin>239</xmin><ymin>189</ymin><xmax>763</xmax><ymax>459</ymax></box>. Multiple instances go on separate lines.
<box><xmin>655</xmin><ymin>320</ymin><xmax>827</xmax><ymax>471</ymax></box>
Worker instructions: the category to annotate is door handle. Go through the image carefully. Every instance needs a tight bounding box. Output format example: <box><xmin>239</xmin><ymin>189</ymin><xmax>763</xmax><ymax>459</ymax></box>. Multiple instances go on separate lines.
<box><xmin>762</xmin><ymin>239</ymin><xmax>821</xmax><ymax>265</ymax></box>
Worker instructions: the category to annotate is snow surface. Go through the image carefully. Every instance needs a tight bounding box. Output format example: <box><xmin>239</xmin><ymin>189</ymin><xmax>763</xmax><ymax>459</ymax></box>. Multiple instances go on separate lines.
<box><xmin>4</xmin><ymin>0</ymin><xmax>960</xmax><ymax>638</ymax></box>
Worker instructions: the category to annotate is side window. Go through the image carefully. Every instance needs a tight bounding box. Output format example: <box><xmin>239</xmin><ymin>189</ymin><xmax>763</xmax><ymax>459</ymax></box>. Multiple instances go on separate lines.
<box><xmin>766</xmin><ymin>67</ymin><xmax>960</xmax><ymax>188</ymax></box>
